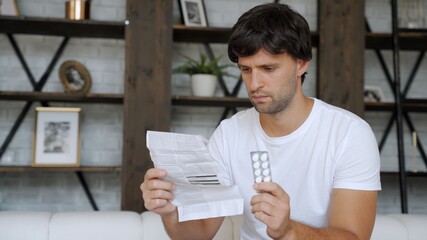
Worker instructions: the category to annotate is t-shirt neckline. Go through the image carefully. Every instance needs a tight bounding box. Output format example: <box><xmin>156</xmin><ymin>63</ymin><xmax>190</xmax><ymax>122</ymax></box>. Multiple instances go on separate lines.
<box><xmin>256</xmin><ymin>98</ymin><xmax>319</xmax><ymax>143</ymax></box>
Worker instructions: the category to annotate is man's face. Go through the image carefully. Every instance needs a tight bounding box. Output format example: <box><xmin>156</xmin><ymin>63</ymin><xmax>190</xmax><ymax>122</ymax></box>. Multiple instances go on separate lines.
<box><xmin>238</xmin><ymin>48</ymin><xmax>307</xmax><ymax>114</ymax></box>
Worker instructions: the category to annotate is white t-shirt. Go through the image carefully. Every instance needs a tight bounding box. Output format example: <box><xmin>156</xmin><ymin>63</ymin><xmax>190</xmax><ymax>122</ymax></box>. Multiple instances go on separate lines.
<box><xmin>208</xmin><ymin>98</ymin><xmax>381</xmax><ymax>239</ymax></box>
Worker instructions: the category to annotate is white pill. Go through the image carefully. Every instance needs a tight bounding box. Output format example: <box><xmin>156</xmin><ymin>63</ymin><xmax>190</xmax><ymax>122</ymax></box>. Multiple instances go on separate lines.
<box><xmin>254</xmin><ymin>169</ymin><xmax>261</xmax><ymax>176</ymax></box>
<box><xmin>263</xmin><ymin>176</ymin><xmax>271</xmax><ymax>182</ymax></box>
<box><xmin>253</xmin><ymin>161</ymin><xmax>260</xmax><ymax>169</ymax></box>
<box><xmin>260</xmin><ymin>152</ymin><xmax>268</xmax><ymax>161</ymax></box>
<box><xmin>263</xmin><ymin>169</ymin><xmax>270</xmax><ymax>176</ymax></box>
<box><xmin>255</xmin><ymin>176</ymin><xmax>263</xmax><ymax>183</ymax></box>
<box><xmin>252</xmin><ymin>153</ymin><xmax>259</xmax><ymax>161</ymax></box>
<box><xmin>261</xmin><ymin>162</ymin><xmax>269</xmax><ymax>168</ymax></box>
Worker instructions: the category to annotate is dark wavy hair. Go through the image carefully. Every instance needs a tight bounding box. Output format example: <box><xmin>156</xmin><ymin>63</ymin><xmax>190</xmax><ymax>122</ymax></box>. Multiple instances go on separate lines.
<box><xmin>228</xmin><ymin>3</ymin><xmax>312</xmax><ymax>82</ymax></box>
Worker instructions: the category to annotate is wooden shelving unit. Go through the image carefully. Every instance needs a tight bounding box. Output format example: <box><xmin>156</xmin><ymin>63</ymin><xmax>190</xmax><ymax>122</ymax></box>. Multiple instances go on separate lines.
<box><xmin>2</xmin><ymin>2</ymin><xmax>427</xmax><ymax>212</ymax></box>
<box><xmin>3</xmin><ymin>16</ymin><xmax>427</xmax><ymax>114</ymax></box>
<box><xmin>0</xmin><ymin>14</ymin><xmax>130</xmax><ymax>211</ymax></box>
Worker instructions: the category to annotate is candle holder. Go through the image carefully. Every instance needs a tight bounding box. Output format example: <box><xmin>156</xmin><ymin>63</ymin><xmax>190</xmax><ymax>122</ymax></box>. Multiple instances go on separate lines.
<box><xmin>65</xmin><ymin>0</ymin><xmax>90</xmax><ymax>20</ymax></box>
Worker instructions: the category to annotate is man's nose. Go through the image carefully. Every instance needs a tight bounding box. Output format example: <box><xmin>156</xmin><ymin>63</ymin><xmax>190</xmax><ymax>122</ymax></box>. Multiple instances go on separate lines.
<box><xmin>248</xmin><ymin>70</ymin><xmax>263</xmax><ymax>91</ymax></box>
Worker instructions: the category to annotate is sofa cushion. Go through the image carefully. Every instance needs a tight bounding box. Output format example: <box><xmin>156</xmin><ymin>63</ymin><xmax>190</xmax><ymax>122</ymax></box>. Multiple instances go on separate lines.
<box><xmin>371</xmin><ymin>214</ymin><xmax>408</xmax><ymax>240</ymax></box>
<box><xmin>0</xmin><ymin>211</ymin><xmax>51</xmax><ymax>240</ymax></box>
<box><xmin>49</xmin><ymin>211</ymin><xmax>143</xmax><ymax>240</ymax></box>
<box><xmin>140</xmin><ymin>211</ymin><xmax>170</xmax><ymax>239</ymax></box>
<box><xmin>392</xmin><ymin>214</ymin><xmax>427</xmax><ymax>240</ymax></box>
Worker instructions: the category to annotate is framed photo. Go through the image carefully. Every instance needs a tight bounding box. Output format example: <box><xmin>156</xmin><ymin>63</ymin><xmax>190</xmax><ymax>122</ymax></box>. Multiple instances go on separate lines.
<box><xmin>178</xmin><ymin>0</ymin><xmax>208</xmax><ymax>27</ymax></box>
<box><xmin>364</xmin><ymin>85</ymin><xmax>385</xmax><ymax>103</ymax></box>
<box><xmin>59</xmin><ymin>60</ymin><xmax>92</xmax><ymax>95</ymax></box>
<box><xmin>0</xmin><ymin>0</ymin><xmax>20</xmax><ymax>16</ymax></box>
<box><xmin>32</xmin><ymin>107</ymin><xmax>81</xmax><ymax>167</ymax></box>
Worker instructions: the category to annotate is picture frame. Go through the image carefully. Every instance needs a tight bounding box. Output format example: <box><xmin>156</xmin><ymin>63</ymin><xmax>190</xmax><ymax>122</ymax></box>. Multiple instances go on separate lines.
<box><xmin>364</xmin><ymin>85</ymin><xmax>385</xmax><ymax>103</ymax></box>
<box><xmin>178</xmin><ymin>0</ymin><xmax>208</xmax><ymax>27</ymax></box>
<box><xmin>0</xmin><ymin>0</ymin><xmax>20</xmax><ymax>16</ymax></box>
<box><xmin>32</xmin><ymin>107</ymin><xmax>81</xmax><ymax>167</ymax></box>
<box><xmin>59</xmin><ymin>60</ymin><xmax>92</xmax><ymax>95</ymax></box>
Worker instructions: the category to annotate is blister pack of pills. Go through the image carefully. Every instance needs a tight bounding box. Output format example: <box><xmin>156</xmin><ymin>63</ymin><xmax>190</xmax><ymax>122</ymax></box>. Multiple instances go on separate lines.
<box><xmin>250</xmin><ymin>151</ymin><xmax>272</xmax><ymax>183</ymax></box>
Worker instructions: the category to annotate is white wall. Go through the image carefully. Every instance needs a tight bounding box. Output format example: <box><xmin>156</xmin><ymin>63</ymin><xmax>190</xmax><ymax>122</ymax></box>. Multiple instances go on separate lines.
<box><xmin>1</xmin><ymin>0</ymin><xmax>427</xmax><ymax>214</ymax></box>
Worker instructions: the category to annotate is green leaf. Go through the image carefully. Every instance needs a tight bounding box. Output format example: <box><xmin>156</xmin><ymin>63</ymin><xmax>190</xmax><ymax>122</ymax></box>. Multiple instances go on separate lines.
<box><xmin>173</xmin><ymin>53</ymin><xmax>238</xmax><ymax>79</ymax></box>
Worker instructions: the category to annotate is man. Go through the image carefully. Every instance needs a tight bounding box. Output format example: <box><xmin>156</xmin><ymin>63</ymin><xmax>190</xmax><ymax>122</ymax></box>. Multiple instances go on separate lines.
<box><xmin>141</xmin><ymin>3</ymin><xmax>381</xmax><ymax>239</ymax></box>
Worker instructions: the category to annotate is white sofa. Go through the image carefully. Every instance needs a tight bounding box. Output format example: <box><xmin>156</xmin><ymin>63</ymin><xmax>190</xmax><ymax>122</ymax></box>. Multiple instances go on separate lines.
<box><xmin>1</xmin><ymin>211</ymin><xmax>427</xmax><ymax>240</ymax></box>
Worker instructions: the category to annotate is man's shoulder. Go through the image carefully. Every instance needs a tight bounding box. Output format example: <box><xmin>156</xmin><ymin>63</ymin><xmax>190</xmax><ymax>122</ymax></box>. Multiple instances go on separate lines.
<box><xmin>221</xmin><ymin>107</ymin><xmax>257</xmax><ymax>126</ymax></box>
<box><xmin>312</xmin><ymin>98</ymin><xmax>375</xmax><ymax>136</ymax></box>
<box><xmin>211</xmin><ymin>108</ymin><xmax>258</xmax><ymax>141</ymax></box>
<box><xmin>314</xmin><ymin>98</ymin><xmax>365</xmax><ymax>123</ymax></box>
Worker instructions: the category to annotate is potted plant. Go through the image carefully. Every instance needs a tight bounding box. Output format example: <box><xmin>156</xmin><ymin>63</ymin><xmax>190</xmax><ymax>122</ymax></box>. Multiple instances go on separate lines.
<box><xmin>173</xmin><ymin>53</ymin><xmax>236</xmax><ymax>97</ymax></box>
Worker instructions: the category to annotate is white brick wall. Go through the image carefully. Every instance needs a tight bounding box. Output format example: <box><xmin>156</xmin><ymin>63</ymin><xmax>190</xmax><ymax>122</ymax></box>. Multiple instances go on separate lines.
<box><xmin>1</xmin><ymin>0</ymin><xmax>427</xmax><ymax>214</ymax></box>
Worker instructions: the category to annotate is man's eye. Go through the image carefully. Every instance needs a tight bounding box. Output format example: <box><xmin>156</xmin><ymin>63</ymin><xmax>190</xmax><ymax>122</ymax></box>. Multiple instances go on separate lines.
<box><xmin>264</xmin><ymin>67</ymin><xmax>274</xmax><ymax>72</ymax></box>
<box><xmin>241</xmin><ymin>68</ymin><xmax>251</xmax><ymax>73</ymax></box>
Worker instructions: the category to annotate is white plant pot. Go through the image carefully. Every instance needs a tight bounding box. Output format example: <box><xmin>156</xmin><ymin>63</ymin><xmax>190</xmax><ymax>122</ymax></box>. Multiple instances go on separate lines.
<box><xmin>190</xmin><ymin>74</ymin><xmax>218</xmax><ymax>97</ymax></box>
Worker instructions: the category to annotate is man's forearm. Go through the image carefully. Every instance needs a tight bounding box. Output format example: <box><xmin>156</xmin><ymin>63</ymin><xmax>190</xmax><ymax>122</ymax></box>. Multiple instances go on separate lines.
<box><xmin>161</xmin><ymin>211</ymin><xmax>222</xmax><ymax>240</ymax></box>
<box><xmin>161</xmin><ymin>211</ymin><xmax>206</xmax><ymax>240</ymax></box>
<box><xmin>281</xmin><ymin>220</ymin><xmax>360</xmax><ymax>240</ymax></box>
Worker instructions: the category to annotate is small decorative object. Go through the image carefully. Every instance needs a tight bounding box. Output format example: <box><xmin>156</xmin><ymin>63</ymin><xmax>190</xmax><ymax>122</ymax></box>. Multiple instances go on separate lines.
<box><xmin>65</xmin><ymin>0</ymin><xmax>90</xmax><ymax>20</ymax></box>
<box><xmin>173</xmin><ymin>53</ymin><xmax>236</xmax><ymax>97</ymax></box>
<box><xmin>0</xmin><ymin>151</ymin><xmax>15</xmax><ymax>164</ymax></box>
<box><xmin>190</xmin><ymin>74</ymin><xmax>217</xmax><ymax>97</ymax></box>
<box><xmin>364</xmin><ymin>85</ymin><xmax>384</xmax><ymax>103</ymax></box>
<box><xmin>0</xmin><ymin>0</ymin><xmax>19</xmax><ymax>16</ymax></box>
<box><xmin>59</xmin><ymin>60</ymin><xmax>92</xmax><ymax>94</ymax></box>
<box><xmin>178</xmin><ymin>0</ymin><xmax>208</xmax><ymax>27</ymax></box>
<box><xmin>33</xmin><ymin>107</ymin><xmax>81</xmax><ymax>167</ymax></box>
<box><xmin>399</xmin><ymin>0</ymin><xmax>425</xmax><ymax>28</ymax></box>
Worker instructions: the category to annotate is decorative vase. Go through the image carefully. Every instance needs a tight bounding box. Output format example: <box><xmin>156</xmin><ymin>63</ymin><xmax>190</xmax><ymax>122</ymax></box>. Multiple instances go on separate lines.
<box><xmin>190</xmin><ymin>74</ymin><xmax>217</xmax><ymax>97</ymax></box>
<box><xmin>65</xmin><ymin>0</ymin><xmax>90</xmax><ymax>20</ymax></box>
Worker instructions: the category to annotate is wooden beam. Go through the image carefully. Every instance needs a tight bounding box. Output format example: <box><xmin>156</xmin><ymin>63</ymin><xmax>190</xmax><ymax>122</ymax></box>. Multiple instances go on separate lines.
<box><xmin>122</xmin><ymin>0</ymin><xmax>172</xmax><ymax>212</ymax></box>
<box><xmin>317</xmin><ymin>0</ymin><xmax>365</xmax><ymax>117</ymax></box>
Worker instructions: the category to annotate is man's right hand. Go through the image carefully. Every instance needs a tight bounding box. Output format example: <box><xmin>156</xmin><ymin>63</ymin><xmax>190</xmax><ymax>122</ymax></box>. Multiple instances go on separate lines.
<box><xmin>140</xmin><ymin>168</ymin><xmax>177</xmax><ymax>216</ymax></box>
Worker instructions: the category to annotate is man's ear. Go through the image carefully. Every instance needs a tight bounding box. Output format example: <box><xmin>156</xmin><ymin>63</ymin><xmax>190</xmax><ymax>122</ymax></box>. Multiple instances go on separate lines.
<box><xmin>297</xmin><ymin>60</ymin><xmax>310</xmax><ymax>78</ymax></box>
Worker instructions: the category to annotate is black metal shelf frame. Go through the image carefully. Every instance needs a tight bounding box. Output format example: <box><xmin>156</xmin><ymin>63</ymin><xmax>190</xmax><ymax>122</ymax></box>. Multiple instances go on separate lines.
<box><xmin>0</xmin><ymin>18</ymin><xmax>128</xmax><ymax>211</ymax></box>
<box><xmin>3</xmin><ymin>34</ymin><xmax>100</xmax><ymax>210</ymax></box>
<box><xmin>366</xmin><ymin>0</ymin><xmax>427</xmax><ymax>213</ymax></box>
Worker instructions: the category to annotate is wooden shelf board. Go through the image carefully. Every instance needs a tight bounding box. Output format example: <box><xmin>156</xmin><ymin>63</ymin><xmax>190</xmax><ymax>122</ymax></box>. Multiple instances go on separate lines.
<box><xmin>0</xmin><ymin>166</ymin><xmax>121</xmax><ymax>172</ymax></box>
<box><xmin>0</xmin><ymin>91</ymin><xmax>123</xmax><ymax>104</ymax></box>
<box><xmin>2</xmin><ymin>92</ymin><xmax>427</xmax><ymax>112</ymax></box>
<box><xmin>0</xmin><ymin>16</ymin><xmax>124</xmax><ymax>39</ymax></box>
<box><xmin>365</xmin><ymin>101</ymin><xmax>427</xmax><ymax>112</ymax></box>
<box><xmin>173</xmin><ymin>25</ymin><xmax>320</xmax><ymax>46</ymax></box>
<box><xmin>173</xmin><ymin>25</ymin><xmax>231</xmax><ymax>43</ymax></box>
<box><xmin>172</xmin><ymin>95</ymin><xmax>252</xmax><ymax>108</ymax></box>
<box><xmin>399</xmin><ymin>28</ymin><xmax>427</xmax><ymax>33</ymax></box>
<box><xmin>381</xmin><ymin>171</ymin><xmax>427</xmax><ymax>177</ymax></box>
<box><xmin>366</xmin><ymin>32</ymin><xmax>427</xmax><ymax>50</ymax></box>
